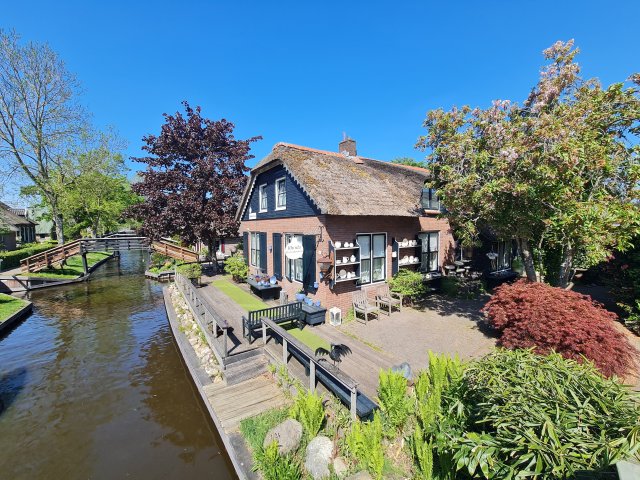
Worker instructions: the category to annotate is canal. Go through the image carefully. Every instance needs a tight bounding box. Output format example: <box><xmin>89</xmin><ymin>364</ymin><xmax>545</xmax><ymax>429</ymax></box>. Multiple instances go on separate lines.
<box><xmin>0</xmin><ymin>252</ymin><xmax>236</xmax><ymax>479</ymax></box>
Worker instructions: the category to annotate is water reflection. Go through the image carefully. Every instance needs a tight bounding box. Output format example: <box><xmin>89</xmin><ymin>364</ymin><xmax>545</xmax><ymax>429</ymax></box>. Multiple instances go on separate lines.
<box><xmin>0</xmin><ymin>251</ymin><xmax>235</xmax><ymax>479</ymax></box>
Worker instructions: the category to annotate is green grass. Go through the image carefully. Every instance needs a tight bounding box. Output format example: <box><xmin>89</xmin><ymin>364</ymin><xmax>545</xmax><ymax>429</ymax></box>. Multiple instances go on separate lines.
<box><xmin>0</xmin><ymin>293</ymin><xmax>28</xmax><ymax>323</ymax></box>
<box><xmin>239</xmin><ymin>406</ymin><xmax>290</xmax><ymax>452</ymax></box>
<box><xmin>287</xmin><ymin>326</ymin><xmax>330</xmax><ymax>352</ymax></box>
<box><xmin>211</xmin><ymin>277</ymin><xmax>269</xmax><ymax>310</ymax></box>
<box><xmin>27</xmin><ymin>252</ymin><xmax>112</xmax><ymax>279</ymax></box>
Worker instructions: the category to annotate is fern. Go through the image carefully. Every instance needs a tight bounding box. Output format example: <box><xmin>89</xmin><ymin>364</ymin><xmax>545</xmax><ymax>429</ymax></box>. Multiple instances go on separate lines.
<box><xmin>252</xmin><ymin>441</ymin><xmax>302</xmax><ymax>480</ymax></box>
<box><xmin>346</xmin><ymin>412</ymin><xmax>384</xmax><ymax>480</ymax></box>
<box><xmin>377</xmin><ymin>369</ymin><xmax>411</xmax><ymax>434</ymax></box>
<box><xmin>290</xmin><ymin>389</ymin><xmax>325</xmax><ymax>439</ymax></box>
<box><xmin>411</xmin><ymin>426</ymin><xmax>434</xmax><ymax>480</ymax></box>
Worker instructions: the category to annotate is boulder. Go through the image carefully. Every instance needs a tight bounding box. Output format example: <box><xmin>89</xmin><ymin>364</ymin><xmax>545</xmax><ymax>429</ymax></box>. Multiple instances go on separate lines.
<box><xmin>263</xmin><ymin>418</ymin><xmax>302</xmax><ymax>454</ymax></box>
<box><xmin>332</xmin><ymin>456</ymin><xmax>349</xmax><ymax>478</ymax></box>
<box><xmin>345</xmin><ymin>472</ymin><xmax>373</xmax><ymax>480</ymax></box>
<box><xmin>304</xmin><ymin>436</ymin><xmax>333</xmax><ymax>479</ymax></box>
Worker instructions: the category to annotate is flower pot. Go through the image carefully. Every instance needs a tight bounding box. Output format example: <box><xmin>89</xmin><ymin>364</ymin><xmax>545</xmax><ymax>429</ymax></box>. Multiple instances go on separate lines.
<box><xmin>295</xmin><ymin>293</ymin><xmax>306</xmax><ymax>302</ymax></box>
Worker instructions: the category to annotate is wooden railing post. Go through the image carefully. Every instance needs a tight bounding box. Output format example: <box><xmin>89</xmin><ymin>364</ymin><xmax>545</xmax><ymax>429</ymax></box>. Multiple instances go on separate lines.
<box><xmin>262</xmin><ymin>322</ymin><xmax>267</xmax><ymax>345</ymax></box>
<box><xmin>223</xmin><ymin>329</ymin><xmax>228</xmax><ymax>358</ymax></box>
<box><xmin>350</xmin><ymin>388</ymin><xmax>357</xmax><ymax>419</ymax></box>
<box><xmin>310</xmin><ymin>361</ymin><xmax>316</xmax><ymax>392</ymax></box>
<box><xmin>282</xmin><ymin>338</ymin><xmax>288</xmax><ymax>364</ymax></box>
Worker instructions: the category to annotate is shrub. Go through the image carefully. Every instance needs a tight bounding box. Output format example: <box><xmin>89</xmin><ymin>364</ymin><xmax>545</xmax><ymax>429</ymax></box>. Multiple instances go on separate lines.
<box><xmin>346</xmin><ymin>412</ymin><xmax>384</xmax><ymax>480</ymax></box>
<box><xmin>289</xmin><ymin>389</ymin><xmax>325</xmax><ymax>439</ymax></box>
<box><xmin>411</xmin><ymin>426</ymin><xmax>434</xmax><ymax>480</ymax></box>
<box><xmin>377</xmin><ymin>369</ymin><xmax>411</xmax><ymax>434</ymax></box>
<box><xmin>0</xmin><ymin>241</ymin><xmax>57</xmax><ymax>269</ymax></box>
<box><xmin>439</xmin><ymin>276</ymin><xmax>459</xmax><ymax>296</ymax></box>
<box><xmin>454</xmin><ymin>349</ymin><xmax>640</xmax><ymax>479</ymax></box>
<box><xmin>176</xmin><ymin>262</ymin><xmax>202</xmax><ymax>279</ymax></box>
<box><xmin>224</xmin><ymin>253</ymin><xmax>248</xmax><ymax>282</ymax></box>
<box><xmin>482</xmin><ymin>279</ymin><xmax>637</xmax><ymax>377</ymax></box>
<box><xmin>388</xmin><ymin>270</ymin><xmax>428</xmax><ymax>299</ymax></box>
<box><xmin>252</xmin><ymin>441</ymin><xmax>302</xmax><ymax>480</ymax></box>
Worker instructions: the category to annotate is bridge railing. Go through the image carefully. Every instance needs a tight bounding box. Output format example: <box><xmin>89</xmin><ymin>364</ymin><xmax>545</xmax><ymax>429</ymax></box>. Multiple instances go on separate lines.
<box><xmin>152</xmin><ymin>241</ymin><xmax>199</xmax><ymax>262</ymax></box>
<box><xmin>20</xmin><ymin>239</ymin><xmax>83</xmax><ymax>273</ymax></box>
<box><xmin>174</xmin><ymin>272</ymin><xmax>230</xmax><ymax>367</ymax></box>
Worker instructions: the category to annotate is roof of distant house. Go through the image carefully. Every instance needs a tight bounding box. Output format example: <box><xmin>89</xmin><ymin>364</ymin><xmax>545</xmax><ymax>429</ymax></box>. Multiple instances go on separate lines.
<box><xmin>237</xmin><ymin>142</ymin><xmax>429</xmax><ymax>219</ymax></box>
<box><xmin>0</xmin><ymin>201</ymin><xmax>36</xmax><ymax>230</ymax></box>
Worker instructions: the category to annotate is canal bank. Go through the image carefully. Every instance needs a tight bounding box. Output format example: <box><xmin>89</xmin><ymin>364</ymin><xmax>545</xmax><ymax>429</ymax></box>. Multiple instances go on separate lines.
<box><xmin>0</xmin><ymin>251</ymin><xmax>236</xmax><ymax>479</ymax></box>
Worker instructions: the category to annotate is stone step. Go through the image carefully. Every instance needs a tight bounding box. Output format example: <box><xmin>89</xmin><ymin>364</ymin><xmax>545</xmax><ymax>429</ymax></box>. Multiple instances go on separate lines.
<box><xmin>224</xmin><ymin>355</ymin><xmax>268</xmax><ymax>386</ymax></box>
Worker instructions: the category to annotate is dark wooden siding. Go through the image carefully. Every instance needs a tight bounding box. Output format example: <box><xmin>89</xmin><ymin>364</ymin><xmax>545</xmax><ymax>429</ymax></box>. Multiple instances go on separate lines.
<box><xmin>242</xmin><ymin>165</ymin><xmax>319</xmax><ymax>221</ymax></box>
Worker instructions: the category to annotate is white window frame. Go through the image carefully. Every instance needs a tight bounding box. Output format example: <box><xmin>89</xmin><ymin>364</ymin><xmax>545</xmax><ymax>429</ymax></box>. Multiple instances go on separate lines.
<box><xmin>284</xmin><ymin>233</ymin><xmax>303</xmax><ymax>283</ymax></box>
<box><xmin>250</xmin><ymin>232</ymin><xmax>261</xmax><ymax>267</ymax></box>
<box><xmin>418</xmin><ymin>231</ymin><xmax>440</xmax><ymax>273</ymax></box>
<box><xmin>275</xmin><ymin>177</ymin><xmax>286</xmax><ymax>210</ymax></box>
<box><xmin>259</xmin><ymin>184</ymin><xmax>268</xmax><ymax>212</ymax></box>
<box><xmin>357</xmin><ymin>232</ymin><xmax>387</xmax><ymax>286</ymax></box>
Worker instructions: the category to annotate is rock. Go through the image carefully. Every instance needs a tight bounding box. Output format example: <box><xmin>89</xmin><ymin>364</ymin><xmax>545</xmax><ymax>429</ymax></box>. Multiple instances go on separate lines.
<box><xmin>332</xmin><ymin>456</ymin><xmax>348</xmax><ymax>478</ymax></box>
<box><xmin>345</xmin><ymin>472</ymin><xmax>373</xmax><ymax>480</ymax></box>
<box><xmin>304</xmin><ymin>436</ymin><xmax>333</xmax><ymax>479</ymax></box>
<box><xmin>391</xmin><ymin>361</ymin><xmax>413</xmax><ymax>380</ymax></box>
<box><xmin>263</xmin><ymin>418</ymin><xmax>302</xmax><ymax>455</ymax></box>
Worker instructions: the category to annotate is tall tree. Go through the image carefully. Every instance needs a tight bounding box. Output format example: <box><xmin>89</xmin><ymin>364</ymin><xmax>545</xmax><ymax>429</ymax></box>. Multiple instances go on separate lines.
<box><xmin>128</xmin><ymin>101</ymin><xmax>260</xmax><ymax>249</ymax></box>
<box><xmin>417</xmin><ymin>40</ymin><xmax>640</xmax><ymax>287</ymax></box>
<box><xmin>391</xmin><ymin>157</ymin><xmax>425</xmax><ymax>168</ymax></box>
<box><xmin>0</xmin><ymin>30</ymin><xmax>88</xmax><ymax>244</ymax></box>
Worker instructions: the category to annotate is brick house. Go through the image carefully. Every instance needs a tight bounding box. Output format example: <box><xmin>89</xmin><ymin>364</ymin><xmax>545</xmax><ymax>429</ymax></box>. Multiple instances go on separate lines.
<box><xmin>0</xmin><ymin>201</ymin><xmax>37</xmax><ymax>250</ymax></box>
<box><xmin>235</xmin><ymin>139</ymin><xmax>455</xmax><ymax>314</ymax></box>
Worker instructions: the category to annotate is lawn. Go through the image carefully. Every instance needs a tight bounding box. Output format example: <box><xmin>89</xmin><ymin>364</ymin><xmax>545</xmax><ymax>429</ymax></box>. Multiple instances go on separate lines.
<box><xmin>0</xmin><ymin>293</ymin><xmax>28</xmax><ymax>323</ymax></box>
<box><xmin>211</xmin><ymin>276</ymin><xmax>330</xmax><ymax>352</ymax></box>
<box><xmin>27</xmin><ymin>252</ymin><xmax>112</xmax><ymax>279</ymax></box>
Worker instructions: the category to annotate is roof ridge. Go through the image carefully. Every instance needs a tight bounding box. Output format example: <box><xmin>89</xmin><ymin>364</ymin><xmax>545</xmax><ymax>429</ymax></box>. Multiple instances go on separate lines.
<box><xmin>274</xmin><ymin>142</ymin><xmax>377</xmax><ymax>161</ymax></box>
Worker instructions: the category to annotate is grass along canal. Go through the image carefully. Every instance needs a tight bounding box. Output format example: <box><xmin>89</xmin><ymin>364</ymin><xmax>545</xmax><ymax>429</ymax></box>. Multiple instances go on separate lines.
<box><xmin>0</xmin><ymin>251</ymin><xmax>236</xmax><ymax>479</ymax></box>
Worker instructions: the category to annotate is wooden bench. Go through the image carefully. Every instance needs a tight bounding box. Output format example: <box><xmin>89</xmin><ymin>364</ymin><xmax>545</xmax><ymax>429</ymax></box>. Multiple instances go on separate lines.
<box><xmin>242</xmin><ymin>302</ymin><xmax>303</xmax><ymax>344</ymax></box>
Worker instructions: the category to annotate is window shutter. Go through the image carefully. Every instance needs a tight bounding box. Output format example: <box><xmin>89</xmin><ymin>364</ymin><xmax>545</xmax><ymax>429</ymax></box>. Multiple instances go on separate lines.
<box><xmin>273</xmin><ymin>233</ymin><xmax>282</xmax><ymax>280</ymax></box>
<box><xmin>259</xmin><ymin>232</ymin><xmax>267</xmax><ymax>273</ymax></box>
<box><xmin>242</xmin><ymin>232</ymin><xmax>249</xmax><ymax>264</ymax></box>
<box><xmin>302</xmin><ymin>235</ymin><xmax>316</xmax><ymax>290</ymax></box>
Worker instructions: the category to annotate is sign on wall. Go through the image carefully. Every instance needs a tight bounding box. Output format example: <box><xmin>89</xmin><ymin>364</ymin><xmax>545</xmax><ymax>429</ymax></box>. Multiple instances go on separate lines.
<box><xmin>284</xmin><ymin>237</ymin><xmax>303</xmax><ymax>259</ymax></box>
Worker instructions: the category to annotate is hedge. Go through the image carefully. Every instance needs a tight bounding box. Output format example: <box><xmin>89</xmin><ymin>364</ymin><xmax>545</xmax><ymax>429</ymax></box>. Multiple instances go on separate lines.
<box><xmin>0</xmin><ymin>242</ymin><xmax>57</xmax><ymax>269</ymax></box>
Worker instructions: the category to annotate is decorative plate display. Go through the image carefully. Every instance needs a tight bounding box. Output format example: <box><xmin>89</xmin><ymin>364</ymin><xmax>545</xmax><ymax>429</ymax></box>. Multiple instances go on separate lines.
<box><xmin>335</xmin><ymin>241</ymin><xmax>342</xmax><ymax>248</ymax></box>
<box><xmin>339</xmin><ymin>269</ymin><xmax>347</xmax><ymax>279</ymax></box>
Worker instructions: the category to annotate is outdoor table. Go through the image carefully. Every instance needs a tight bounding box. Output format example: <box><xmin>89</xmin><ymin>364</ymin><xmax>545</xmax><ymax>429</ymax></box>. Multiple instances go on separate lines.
<box><xmin>246</xmin><ymin>278</ymin><xmax>282</xmax><ymax>300</ymax></box>
<box><xmin>301</xmin><ymin>303</ymin><xmax>327</xmax><ymax>325</ymax></box>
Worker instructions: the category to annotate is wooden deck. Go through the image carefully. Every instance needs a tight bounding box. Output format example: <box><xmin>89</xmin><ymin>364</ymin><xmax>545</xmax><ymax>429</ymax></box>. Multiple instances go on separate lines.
<box><xmin>204</xmin><ymin>374</ymin><xmax>289</xmax><ymax>432</ymax></box>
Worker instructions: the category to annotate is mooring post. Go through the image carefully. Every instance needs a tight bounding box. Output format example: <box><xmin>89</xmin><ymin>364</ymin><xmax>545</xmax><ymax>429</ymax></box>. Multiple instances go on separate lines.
<box><xmin>81</xmin><ymin>252</ymin><xmax>89</xmax><ymax>275</ymax></box>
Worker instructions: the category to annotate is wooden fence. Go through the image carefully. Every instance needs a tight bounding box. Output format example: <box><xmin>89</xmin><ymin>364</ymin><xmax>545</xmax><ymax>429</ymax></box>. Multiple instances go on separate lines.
<box><xmin>174</xmin><ymin>272</ymin><xmax>230</xmax><ymax>367</ymax></box>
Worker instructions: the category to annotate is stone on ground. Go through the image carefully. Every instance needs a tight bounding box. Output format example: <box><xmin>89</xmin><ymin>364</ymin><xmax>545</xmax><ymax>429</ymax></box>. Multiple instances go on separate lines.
<box><xmin>332</xmin><ymin>456</ymin><xmax>348</xmax><ymax>478</ymax></box>
<box><xmin>345</xmin><ymin>471</ymin><xmax>373</xmax><ymax>480</ymax></box>
<box><xmin>263</xmin><ymin>418</ymin><xmax>302</xmax><ymax>454</ymax></box>
<box><xmin>304</xmin><ymin>435</ymin><xmax>333</xmax><ymax>479</ymax></box>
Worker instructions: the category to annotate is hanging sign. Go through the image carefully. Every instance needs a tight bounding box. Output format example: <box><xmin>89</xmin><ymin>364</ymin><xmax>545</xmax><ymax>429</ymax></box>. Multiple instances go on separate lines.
<box><xmin>285</xmin><ymin>237</ymin><xmax>304</xmax><ymax>259</ymax></box>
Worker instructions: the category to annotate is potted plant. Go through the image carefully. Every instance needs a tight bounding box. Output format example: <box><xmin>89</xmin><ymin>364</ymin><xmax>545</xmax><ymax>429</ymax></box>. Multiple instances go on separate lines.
<box><xmin>295</xmin><ymin>289</ymin><xmax>306</xmax><ymax>302</ymax></box>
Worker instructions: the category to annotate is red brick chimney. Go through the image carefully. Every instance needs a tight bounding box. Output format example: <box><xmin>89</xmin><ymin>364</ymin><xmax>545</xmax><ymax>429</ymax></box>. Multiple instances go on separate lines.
<box><xmin>338</xmin><ymin>135</ymin><xmax>357</xmax><ymax>157</ymax></box>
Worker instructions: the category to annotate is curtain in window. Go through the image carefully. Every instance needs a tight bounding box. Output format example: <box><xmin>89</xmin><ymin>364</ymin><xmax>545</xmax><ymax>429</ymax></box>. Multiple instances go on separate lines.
<box><xmin>357</xmin><ymin>234</ymin><xmax>386</xmax><ymax>284</ymax></box>
<box><xmin>276</xmin><ymin>179</ymin><xmax>286</xmax><ymax>208</ymax></box>
<box><xmin>285</xmin><ymin>234</ymin><xmax>303</xmax><ymax>282</ymax></box>
<box><xmin>419</xmin><ymin>232</ymin><xmax>439</xmax><ymax>272</ymax></box>
<box><xmin>358</xmin><ymin>234</ymin><xmax>371</xmax><ymax>284</ymax></box>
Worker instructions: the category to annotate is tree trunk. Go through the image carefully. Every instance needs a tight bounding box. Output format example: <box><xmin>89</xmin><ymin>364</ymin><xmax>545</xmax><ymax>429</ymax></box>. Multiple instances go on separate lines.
<box><xmin>53</xmin><ymin>212</ymin><xmax>65</xmax><ymax>245</ymax></box>
<box><xmin>517</xmin><ymin>237</ymin><xmax>538</xmax><ymax>282</ymax></box>
<box><xmin>558</xmin><ymin>245</ymin><xmax>574</xmax><ymax>289</ymax></box>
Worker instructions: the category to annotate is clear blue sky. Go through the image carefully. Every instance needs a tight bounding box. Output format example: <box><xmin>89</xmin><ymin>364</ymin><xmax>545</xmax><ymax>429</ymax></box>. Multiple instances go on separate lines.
<box><xmin>2</xmin><ymin>0</ymin><xmax>639</xmax><ymax>173</ymax></box>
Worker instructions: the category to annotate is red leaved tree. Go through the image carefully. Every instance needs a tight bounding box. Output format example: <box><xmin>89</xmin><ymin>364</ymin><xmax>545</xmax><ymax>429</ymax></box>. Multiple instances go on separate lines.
<box><xmin>128</xmin><ymin>102</ymin><xmax>261</xmax><ymax>249</ymax></box>
<box><xmin>482</xmin><ymin>280</ymin><xmax>637</xmax><ymax>378</ymax></box>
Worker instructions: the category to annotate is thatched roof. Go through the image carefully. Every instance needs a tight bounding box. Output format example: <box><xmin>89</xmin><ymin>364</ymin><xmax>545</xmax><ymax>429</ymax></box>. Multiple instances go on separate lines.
<box><xmin>0</xmin><ymin>201</ymin><xmax>35</xmax><ymax>230</ymax></box>
<box><xmin>238</xmin><ymin>143</ymin><xmax>429</xmax><ymax>219</ymax></box>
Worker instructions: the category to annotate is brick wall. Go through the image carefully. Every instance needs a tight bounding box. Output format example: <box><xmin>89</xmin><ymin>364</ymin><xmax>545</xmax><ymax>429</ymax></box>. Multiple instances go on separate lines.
<box><xmin>239</xmin><ymin>214</ymin><xmax>455</xmax><ymax>315</ymax></box>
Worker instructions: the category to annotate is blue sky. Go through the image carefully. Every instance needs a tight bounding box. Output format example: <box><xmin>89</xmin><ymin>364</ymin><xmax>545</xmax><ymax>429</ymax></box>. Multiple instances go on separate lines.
<box><xmin>2</xmin><ymin>0</ymin><xmax>639</xmax><ymax>176</ymax></box>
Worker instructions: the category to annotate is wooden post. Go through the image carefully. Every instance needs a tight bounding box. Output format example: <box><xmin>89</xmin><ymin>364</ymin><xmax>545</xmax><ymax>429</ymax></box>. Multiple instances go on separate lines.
<box><xmin>81</xmin><ymin>252</ymin><xmax>89</xmax><ymax>275</ymax></box>
<box><xmin>282</xmin><ymin>338</ymin><xmax>288</xmax><ymax>364</ymax></box>
<box><xmin>310</xmin><ymin>361</ymin><xmax>316</xmax><ymax>392</ymax></box>
<box><xmin>223</xmin><ymin>328</ymin><xmax>228</xmax><ymax>358</ymax></box>
<box><xmin>262</xmin><ymin>322</ymin><xmax>267</xmax><ymax>345</ymax></box>
<box><xmin>350</xmin><ymin>388</ymin><xmax>357</xmax><ymax>419</ymax></box>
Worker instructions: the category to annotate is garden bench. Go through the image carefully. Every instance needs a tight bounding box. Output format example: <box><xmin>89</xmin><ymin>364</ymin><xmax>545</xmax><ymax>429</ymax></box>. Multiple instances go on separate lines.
<box><xmin>375</xmin><ymin>284</ymin><xmax>402</xmax><ymax>315</ymax></box>
<box><xmin>242</xmin><ymin>302</ymin><xmax>303</xmax><ymax>344</ymax></box>
<box><xmin>353</xmin><ymin>290</ymin><xmax>379</xmax><ymax>323</ymax></box>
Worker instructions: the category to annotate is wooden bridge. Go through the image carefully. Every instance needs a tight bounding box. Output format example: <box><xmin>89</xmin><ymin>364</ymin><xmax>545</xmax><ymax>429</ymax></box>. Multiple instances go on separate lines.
<box><xmin>20</xmin><ymin>234</ymin><xmax>199</xmax><ymax>273</ymax></box>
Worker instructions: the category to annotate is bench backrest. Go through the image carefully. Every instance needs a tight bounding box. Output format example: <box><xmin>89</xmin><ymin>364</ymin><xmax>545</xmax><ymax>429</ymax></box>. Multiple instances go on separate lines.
<box><xmin>376</xmin><ymin>284</ymin><xmax>391</xmax><ymax>297</ymax></box>
<box><xmin>247</xmin><ymin>302</ymin><xmax>302</xmax><ymax>324</ymax></box>
<box><xmin>352</xmin><ymin>290</ymin><xmax>370</xmax><ymax>309</ymax></box>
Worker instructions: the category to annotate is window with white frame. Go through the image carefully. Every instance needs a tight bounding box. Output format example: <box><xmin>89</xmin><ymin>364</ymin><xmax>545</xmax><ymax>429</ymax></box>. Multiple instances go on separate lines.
<box><xmin>275</xmin><ymin>177</ymin><xmax>286</xmax><ymax>210</ymax></box>
<box><xmin>250</xmin><ymin>232</ymin><xmax>261</xmax><ymax>267</ymax></box>
<box><xmin>285</xmin><ymin>233</ymin><xmax>303</xmax><ymax>282</ymax></box>
<box><xmin>357</xmin><ymin>233</ymin><xmax>386</xmax><ymax>284</ymax></box>
<box><xmin>259</xmin><ymin>184</ymin><xmax>267</xmax><ymax>212</ymax></box>
<box><xmin>419</xmin><ymin>232</ymin><xmax>439</xmax><ymax>272</ymax></box>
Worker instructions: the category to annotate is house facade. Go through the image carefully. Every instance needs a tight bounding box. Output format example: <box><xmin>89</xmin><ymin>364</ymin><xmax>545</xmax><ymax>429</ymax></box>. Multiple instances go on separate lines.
<box><xmin>0</xmin><ymin>201</ymin><xmax>37</xmax><ymax>250</ymax></box>
<box><xmin>236</xmin><ymin>139</ymin><xmax>455</xmax><ymax>314</ymax></box>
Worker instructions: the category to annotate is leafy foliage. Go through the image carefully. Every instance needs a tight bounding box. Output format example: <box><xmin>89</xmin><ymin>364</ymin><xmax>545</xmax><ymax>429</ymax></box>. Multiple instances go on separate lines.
<box><xmin>224</xmin><ymin>253</ymin><xmax>249</xmax><ymax>282</ymax></box>
<box><xmin>239</xmin><ymin>406</ymin><xmax>290</xmax><ymax>452</ymax></box>
<box><xmin>391</xmin><ymin>157</ymin><xmax>426</xmax><ymax>168</ymax></box>
<box><xmin>453</xmin><ymin>349</ymin><xmax>640</xmax><ymax>479</ymax></box>
<box><xmin>388</xmin><ymin>270</ymin><xmax>428</xmax><ymax>299</ymax></box>
<box><xmin>377</xmin><ymin>369</ymin><xmax>411</xmax><ymax>434</ymax></box>
<box><xmin>289</xmin><ymin>389</ymin><xmax>325</xmax><ymax>439</ymax></box>
<box><xmin>252</xmin><ymin>441</ymin><xmax>302</xmax><ymax>480</ymax></box>
<box><xmin>417</xmin><ymin>40</ymin><xmax>640</xmax><ymax>287</ymax></box>
<box><xmin>176</xmin><ymin>262</ymin><xmax>202</xmax><ymax>280</ymax></box>
<box><xmin>345</xmin><ymin>412</ymin><xmax>385</xmax><ymax>480</ymax></box>
<box><xmin>128</xmin><ymin>102</ymin><xmax>261</xmax><ymax>246</ymax></box>
<box><xmin>600</xmin><ymin>240</ymin><xmax>640</xmax><ymax>334</ymax></box>
<box><xmin>0</xmin><ymin>241</ymin><xmax>56</xmax><ymax>268</ymax></box>
<box><xmin>411</xmin><ymin>426</ymin><xmax>434</xmax><ymax>480</ymax></box>
<box><xmin>482</xmin><ymin>279</ymin><xmax>637</xmax><ymax>377</ymax></box>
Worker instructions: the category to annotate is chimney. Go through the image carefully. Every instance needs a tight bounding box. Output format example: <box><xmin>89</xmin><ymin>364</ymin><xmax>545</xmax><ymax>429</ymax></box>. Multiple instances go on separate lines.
<box><xmin>339</xmin><ymin>135</ymin><xmax>357</xmax><ymax>157</ymax></box>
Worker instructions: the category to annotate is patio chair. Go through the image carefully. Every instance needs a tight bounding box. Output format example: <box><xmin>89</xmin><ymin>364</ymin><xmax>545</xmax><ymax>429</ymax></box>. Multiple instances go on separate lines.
<box><xmin>375</xmin><ymin>284</ymin><xmax>402</xmax><ymax>316</ymax></box>
<box><xmin>352</xmin><ymin>290</ymin><xmax>379</xmax><ymax>324</ymax></box>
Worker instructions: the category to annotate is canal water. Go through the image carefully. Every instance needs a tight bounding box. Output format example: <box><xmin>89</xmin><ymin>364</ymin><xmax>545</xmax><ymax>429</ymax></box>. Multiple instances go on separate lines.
<box><xmin>0</xmin><ymin>252</ymin><xmax>236</xmax><ymax>479</ymax></box>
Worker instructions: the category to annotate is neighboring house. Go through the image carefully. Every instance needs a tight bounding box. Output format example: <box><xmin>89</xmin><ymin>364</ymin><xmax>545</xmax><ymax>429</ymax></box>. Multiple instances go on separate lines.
<box><xmin>27</xmin><ymin>206</ymin><xmax>55</xmax><ymax>241</ymax></box>
<box><xmin>0</xmin><ymin>201</ymin><xmax>37</xmax><ymax>250</ymax></box>
<box><xmin>235</xmin><ymin>139</ymin><xmax>455</xmax><ymax>313</ymax></box>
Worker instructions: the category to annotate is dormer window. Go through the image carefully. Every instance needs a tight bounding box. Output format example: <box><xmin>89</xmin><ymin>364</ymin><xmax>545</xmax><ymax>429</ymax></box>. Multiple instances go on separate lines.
<box><xmin>421</xmin><ymin>188</ymin><xmax>440</xmax><ymax>211</ymax></box>
<box><xmin>275</xmin><ymin>177</ymin><xmax>286</xmax><ymax>210</ymax></box>
<box><xmin>259</xmin><ymin>184</ymin><xmax>267</xmax><ymax>212</ymax></box>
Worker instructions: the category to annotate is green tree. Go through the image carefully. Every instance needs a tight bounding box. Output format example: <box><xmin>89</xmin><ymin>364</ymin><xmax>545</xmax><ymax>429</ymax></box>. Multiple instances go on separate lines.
<box><xmin>0</xmin><ymin>30</ymin><xmax>88</xmax><ymax>244</ymax></box>
<box><xmin>391</xmin><ymin>157</ymin><xmax>425</xmax><ymax>168</ymax></box>
<box><xmin>417</xmin><ymin>40</ymin><xmax>640</xmax><ymax>286</ymax></box>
